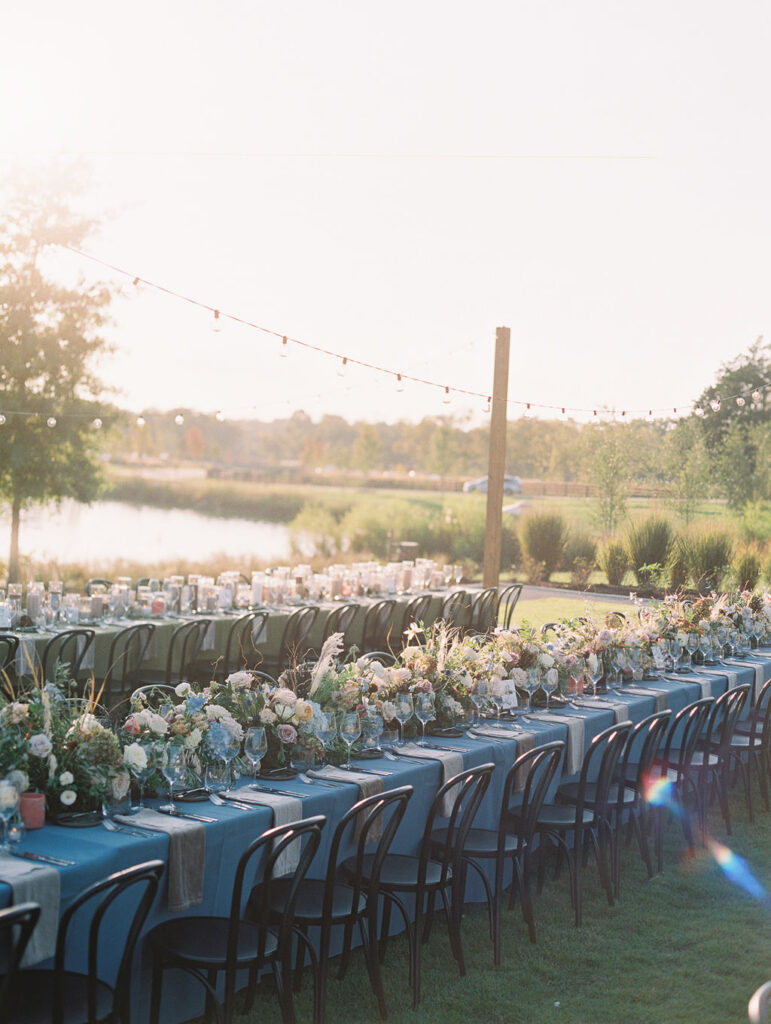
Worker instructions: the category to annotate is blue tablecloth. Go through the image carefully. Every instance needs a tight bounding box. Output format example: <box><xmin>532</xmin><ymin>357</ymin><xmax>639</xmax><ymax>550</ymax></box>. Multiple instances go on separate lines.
<box><xmin>2</xmin><ymin>652</ymin><xmax>768</xmax><ymax>1023</ymax></box>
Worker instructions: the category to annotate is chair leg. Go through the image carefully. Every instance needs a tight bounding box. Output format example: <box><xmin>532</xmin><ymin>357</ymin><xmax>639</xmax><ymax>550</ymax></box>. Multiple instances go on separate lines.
<box><xmin>362</xmin><ymin>908</ymin><xmax>389</xmax><ymax>1019</ymax></box>
<box><xmin>150</xmin><ymin>960</ymin><xmax>163</xmax><ymax>1024</ymax></box>
<box><xmin>378</xmin><ymin>895</ymin><xmax>392</xmax><ymax>965</ymax></box>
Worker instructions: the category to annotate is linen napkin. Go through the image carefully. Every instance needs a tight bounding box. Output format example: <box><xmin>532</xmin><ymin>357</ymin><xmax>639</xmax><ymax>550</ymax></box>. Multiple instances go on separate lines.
<box><xmin>625</xmin><ymin>686</ymin><xmax>670</xmax><ymax>711</ymax></box>
<box><xmin>115</xmin><ymin>809</ymin><xmax>205</xmax><ymax>912</ymax></box>
<box><xmin>0</xmin><ymin>853</ymin><xmax>60</xmax><ymax>966</ymax></box>
<box><xmin>577</xmin><ymin>699</ymin><xmax>630</xmax><ymax>724</ymax></box>
<box><xmin>725</xmin><ymin>659</ymin><xmax>765</xmax><ymax>700</ymax></box>
<box><xmin>225</xmin><ymin>790</ymin><xmax>303</xmax><ymax>874</ymax></box>
<box><xmin>400</xmin><ymin>745</ymin><xmax>464</xmax><ymax>816</ymax></box>
<box><xmin>511</xmin><ymin>731</ymin><xmax>536</xmax><ymax>794</ymax></box>
<box><xmin>700</xmin><ymin>666</ymin><xmax>741</xmax><ymax>690</ymax></box>
<box><xmin>312</xmin><ymin>767</ymin><xmax>384</xmax><ymax>841</ymax></box>
<box><xmin>528</xmin><ymin>714</ymin><xmax>585</xmax><ymax>775</ymax></box>
<box><xmin>15</xmin><ymin>637</ymin><xmax>39</xmax><ymax>677</ymax></box>
<box><xmin>472</xmin><ymin>725</ymin><xmax>520</xmax><ymax>739</ymax></box>
<box><xmin>201</xmin><ymin>621</ymin><xmax>216</xmax><ymax>651</ymax></box>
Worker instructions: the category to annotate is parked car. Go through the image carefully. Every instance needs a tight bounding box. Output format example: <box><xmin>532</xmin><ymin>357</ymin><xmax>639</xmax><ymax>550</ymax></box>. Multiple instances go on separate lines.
<box><xmin>462</xmin><ymin>475</ymin><xmax>522</xmax><ymax>495</ymax></box>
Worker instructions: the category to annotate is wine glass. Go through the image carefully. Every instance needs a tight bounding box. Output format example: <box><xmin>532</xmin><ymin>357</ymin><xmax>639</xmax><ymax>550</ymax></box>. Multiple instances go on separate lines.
<box><xmin>313</xmin><ymin>712</ymin><xmax>337</xmax><ymax>763</ymax></box>
<box><xmin>244</xmin><ymin>725</ymin><xmax>268</xmax><ymax>778</ymax></box>
<box><xmin>205</xmin><ymin>725</ymin><xmax>241</xmax><ymax>793</ymax></box>
<box><xmin>670</xmin><ymin>637</ymin><xmax>684</xmax><ymax>672</ymax></box>
<box><xmin>340</xmin><ymin>712</ymin><xmax>361</xmax><ymax>768</ymax></box>
<box><xmin>361</xmin><ymin>710</ymin><xmax>384</xmax><ymax>750</ymax></box>
<box><xmin>541</xmin><ymin>669</ymin><xmax>558</xmax><ymax>711</ymax></box>
<box><xmin>586</xmin><ymin>655</ymin><xmax>603</xmax><ymax>698</ymax></box>
<box><xmin>160</xmin><ymin>746</ymin><xmax>188</xmax><ymax>815</ymax></box>
<box><xmin>130</xmin><ymin>741</ymin><xmax>161</xmax><ymax>810</ymax></box>
<box><xmin>414</xmin><ymin>693</ymin><xmax>435</xmax><ymax>745</ymax></box>
<box><xmin>453</xmin><ymin>564</ymin><xmax>464</xmax><ymax>585</ymax></box>
<box><xmin>471</xmin><ymin>679</ymin><xmax>489</xmax><ymax>723</ymax></box>
<box><xmin>0</xmin><ymin>779</ymin><xmax>20</xmax><ymax>852</ymax></box>
<box><xmin>715</xmin><ymin>627</ymin><xmax>727</xmax><ymax>663</ymax></box>
<box><xmin>394</xmin><ymin>693</ymin><xmax>414</xmax><ymax>746</ymax></box>
<box><xmin>686</xmin><ymin>632</ymin><xmax>699</xmax><ymax>671</ymax></box>
<box><xmin>524</xmin><ymin>668</ymin><xmax>541</xmax><ymax>711</ymax></box>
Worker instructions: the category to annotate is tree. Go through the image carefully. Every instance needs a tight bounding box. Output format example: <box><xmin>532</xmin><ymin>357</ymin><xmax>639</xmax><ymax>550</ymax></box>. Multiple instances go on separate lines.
<box><xmin>351</xmin><ymin>423</ymin><xmax>381</xmax><ymax>472</ymax></box>
<box><xmin>663</xmin><ymin>419</ymin><xmax>712</xmax><ymax>522</ymax></box>
<box><xmin>0</xmin><ymin>179</ymin><xmax>113</xmax><ymax>581</ymax></box>
<box><xmin>588</xmin><ymin>424</ymin><xmax>628</xmax><ymax>533</ymax></box>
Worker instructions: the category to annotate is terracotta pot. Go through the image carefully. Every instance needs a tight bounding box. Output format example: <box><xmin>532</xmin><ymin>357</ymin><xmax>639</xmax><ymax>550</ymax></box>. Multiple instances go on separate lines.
<box><xmin>19</xmin><ymin>792</ymin><xmax>45</xmax><ymax>830</ymax></box>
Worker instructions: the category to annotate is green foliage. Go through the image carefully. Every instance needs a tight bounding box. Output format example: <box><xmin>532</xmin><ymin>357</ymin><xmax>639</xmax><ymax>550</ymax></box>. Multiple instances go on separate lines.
<box><xmin>588</xmin><ymin>426</ymin><xmax>628</xmax><ymax>532</ymax></box>
<box><xmin>732</xmin><ymin>546</ymin><xmax>762</xmax><ymax>591</ymax></box>
<box><xmin>735</xmin><ymin>500</ymin><xmax>771</xmax><ymax>544</ymax></box>
<box><xmin>0</xmin><ymin>177</ymin><xmax>114</xmax><ymax>579</ymax></box>
<box><xmin>663</xmin><ymin>419</ymin><xmax>712</xmax><ymax>522</ymax></box>
<box><xmin>562</xmin><ymin>530</ymin><xmax>597</xmax><ymax>572</ymax></box>
<box><xmin>597</xmin><ymin>540</ymin><xmax>629</xmax><ymax>587</ymax></box>
<box><xmin>681</xmin><ymin>528</ymin><xmax>734</xmax><ymax>594</ymax></box>
<box><xmin>518</xmin><ymin>512</ymin><xmax>567</xmax><ymax>583</ymax></box>
<box><xmin>289</xmin><ymin>504</ymin><xmax>342</xmax><ymax>558</ymax></box>
<box><xmin>668</xmin><ymin>538</ymin><xmax>689</xmax><ymax>591</ymax></box>
<box><xmin>626</xmin><ymin>517</ymin><xmax>674</xmax><ymax>586</ymax></box>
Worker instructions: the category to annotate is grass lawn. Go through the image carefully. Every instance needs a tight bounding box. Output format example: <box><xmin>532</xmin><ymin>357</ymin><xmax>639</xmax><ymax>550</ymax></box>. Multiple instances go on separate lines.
<box><xmin>190</xmin><ymin>796</ymin><xmax>770</xmax><ymax>1024</ymax></box>
<box><xmin>509</xmin><ymin>595</ymin><xmax>640</xmax><ymax>632</ymax></box>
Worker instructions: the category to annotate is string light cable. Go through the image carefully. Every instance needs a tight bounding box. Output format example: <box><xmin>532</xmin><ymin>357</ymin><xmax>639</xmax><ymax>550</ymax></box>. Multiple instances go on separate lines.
<box><xmin>0</xmin><ymin>242</ymin><xmax>767</xmax><ymax>425</ymax></box>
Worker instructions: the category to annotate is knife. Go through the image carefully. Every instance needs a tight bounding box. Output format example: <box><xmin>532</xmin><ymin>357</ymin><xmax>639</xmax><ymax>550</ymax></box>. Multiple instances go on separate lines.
<box><xmin>156</xmin><ymin>808</ymin><xmax>217</xmax><ymax>823</ymax></box>
<box><xmin>422</xmin><ymin>743</ymin><xmax>468</xmax><ymax>753</ymax></box>
<box><xmin>248</xmin><ymin>784</ymin><xmax>311</xmax><ymax>799</ymax></box>
<box><xmin>11</xmin><ymin>850</ymin><xmax>75</xmax><ymax>867</ymax></box>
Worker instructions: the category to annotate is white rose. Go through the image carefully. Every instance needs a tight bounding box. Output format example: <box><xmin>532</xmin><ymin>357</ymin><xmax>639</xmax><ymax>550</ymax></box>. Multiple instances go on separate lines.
<box><xmin>538</xmin><ymin>653</ymin><xmax>555</xmax><ymax>669</ymax></box>
<box><xmin>148</xmin><ymin>713</ymin><xmax>169</xmax><ymax>735</ymax></box>
<box><xmin>273</xmin><ymin>688</ymin><xmax>297</xmax><ymax>707</ymax></box>
<box><xmin>123</xmin><ymin>742</ymin><xmax>148</xmax><ymax>773</ymax></box>
<box><xmin>259</xmin><ymin>707</ymin><xmax>278</xmax><ymax>725</ymax></box>
<box><xmin>28</xmin><ymin>733</ymin><xmax>52</xmax><ymax>758</ymax></box>
<box><xmin>381</xmin><ymin>701</ymin><xmax>396</xmax><ymax>722</ymax></box>
<box><xmin>60</xmin><ymin>789</ymin><xmax>77</xmax><ymax>806</ymax></box>
<box><xmin>59</xmin><ymin>771</ymin><xmax>74</xmax><ymax>786</ymax></box>
<box><xmin>225</xmin><ymin>671</ymin><xmax>253</xmax><ymax>691</ymax></box>
<box><xmin>111</xmin><ymin>771</ymin><xmax>131</xmax><ymax>801</ymax></box>
<box><xmin>175</xmin><ymin>682</ymin><xmax>192</xmax><ymax>697</ymax></box>
<box><xmin>294</xmin><ymin>699</ymin><xmax>314</xmax><ymax>723</ymax></box>
<box><xmin>185</xmin><ymin>727</ymin><xmax>202</xmax><ymax>749</ymax></box>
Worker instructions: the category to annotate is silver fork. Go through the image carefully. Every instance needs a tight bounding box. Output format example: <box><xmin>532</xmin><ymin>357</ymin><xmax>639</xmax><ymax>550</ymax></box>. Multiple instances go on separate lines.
<box><xmin>208</xmin><ymin>792</ymin><xmax>253</xmax><ymax>811</ymax></box>
<box><xmin>102</xmin><ymin>818</ymin><xmax>155</xmax><ymax>839</ymax></box>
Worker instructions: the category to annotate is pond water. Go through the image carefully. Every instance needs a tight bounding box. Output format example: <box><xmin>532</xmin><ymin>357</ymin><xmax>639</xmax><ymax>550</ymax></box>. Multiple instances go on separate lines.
<box><xmin>4</xmin><ymin>500</ymin><xmax>292</xmax><ymax>565</ymax></box>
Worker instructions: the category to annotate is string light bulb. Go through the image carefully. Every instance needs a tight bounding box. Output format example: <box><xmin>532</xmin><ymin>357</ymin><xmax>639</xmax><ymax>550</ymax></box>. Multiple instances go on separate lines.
<box><xmin>695</xmin><ymin>407</ymin><xmax>705</xmax><ymax>417</ymax></box>
<box><xmin>709</xmin><ymin>398</ymin><xmax>721</xmax><ymax>412</ymax></box>
<box><xmin>736</xmin><ymin>396</ymin><xmax>746</xmax><ymax>407</ymax></box>
<box><xmin>174</xmin><ymin>414</ymin><xmax>184</xmax><ymax>426</ymax></box>
<box><xmin>0</xmin><ymin>414</ymin><xmax>6</xmax><ymax>426</ymax></box>
<box><xmin>337</xmin><ymin>357</ymin><xmax>348</xmax><ymax>378</ymax></box>
<box><xmin>280</xmin><ymin>336</ymin><xmax>289</xmax><ymax>358</ymax></box>
<box><xmin>483</xmin><ymin>395</ymin><xmax>491</xmax><ymax>413</ymax></box>
<box><xmin>751</xmin><ymin>388</ymin><xmax>763</xmax><ymax>402</ymax></box>
<box><xmin>132</xmin><ymin>277</ymin><xmax>140</xmax><ymax>286</ymax></box>
<box><xmin>215</xmin><ymin>410</ymin><xmax>224</xmax><ymax>422</ymax></box>
<box><xmin>395</xmin><ymin>374</ymin><xmax>404</xmax><ymax>393</ymax></box>
<box><xmin>136</xmin><ymin>416</ymin><xmax>146</xmax><ymax>427</ymax></box>
<box><xmin>212</xmin><ymin>310</ymin><xmax>222</xmax><ymax>332</ymax></box>
<box><xmin>46</xmin><ymin>416</ymin><xmax>57</xmax><ymax>428</ymax></box>
<box><xmin>92</xmin><ymin>417</ymin><xmax>103</xmax><ymax>429</ymax></box>
<box><xmin>442</xmin><ymin>386</ymin><xmax>451</xmax><ymax>404</ymax></box>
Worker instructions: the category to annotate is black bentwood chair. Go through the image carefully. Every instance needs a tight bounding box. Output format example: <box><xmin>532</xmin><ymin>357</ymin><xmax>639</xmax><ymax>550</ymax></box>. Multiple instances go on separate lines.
<box><xmin>40</xmin><ymin>629</ymin><xmax>96</xmax><ymax>687</ymax></box>
<box><xmin>467</xmin><ymin>587</ymin><xmax>500</xmax><ymax>636</ymax></box>
<box><xmin>148</xmin><ymin>816</ymin><xmax>325</xmax><ymax>1024</ymax></box>
<box><xmin>434</xmin><ymin>741</ymin><xmax>564</xmax><ymax>965</ymax></box>
<box><xmin>259</xmin><ymin>786</ymin><xmax>413</xmax><ymax>1024</ymax></box>
<box><xmin>271</xmin><ymin>607</ymin><xmax>319</xmax><ymax>676</ymax></box>
<box><xmin>497</xmin><ymin>583</ymin><xmax>524</xmax><ymax>631</ymax></box>
<box><xmin>361</xmin><ymin>600</ymin><xmax>397</xmax><ymax>653</ymax></box>
<box><xmin>731</xmin><ymin>678</ymin><xmax>771</xmax><ymax>821</ymax></box>
<box><xmin>0</xmin><ymin>902</ymin><xmax>41</xmax><ymax>1024</ymax></box>
<box><xmin>346</xmin><ymin>763</ymin><xmax>495</xmax><ymax>1009</ymax></box>
<box><xmin>399</xmin><ymin>595</ymin><xmax>432</xmax><ymax>648</ymax></box>
<box><xmin>537</xmin><ymin>721</ymin><xmax>632</xmax><ymax>927</ymax></box>
<box><xmin>219</xmin><ymin>611</ymin><xmax>269</xmax><ymax>680</ymax></box>
<box><xmin>100</xmin><ymin>622</ymin><xmax>156</xmax><ymax>707</ymax></box>
<box><xmin>10</xmin><ymin>860</ymin><xmax>164</xmax><ymax>1024</ymax></box>
<box><xmin>439</xmin><ymin>590</ymin><xmax>470</xmax><ymax>631</ymax></box>
<box><xmin>164</xmin><ymin>618</ymin><xmax>213</xmax><ymax>686</ymax></box>
<box><xmin>693</xmin><ymin>683</ymin><xmax>750</xmax><ymax>837</ymax></box>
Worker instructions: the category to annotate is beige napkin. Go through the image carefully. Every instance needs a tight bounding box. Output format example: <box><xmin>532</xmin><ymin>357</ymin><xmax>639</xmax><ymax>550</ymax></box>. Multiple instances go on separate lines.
<box><xmin>0</xmin><ymin>853</ymin><xmax>60</xmax><ymax>966</ymax></box>
<box><xmin>723</xmin><ymin>659</ymin><xmax>766</xmax><ymax>699</ymax></box>
<box><xmin>15</xmin><ymin>637</ymin><xmax>39</xmax><ymax>677</ymax></box>
<box><xmin>511</xmin><ymin>732</ymin><xmax>536</xmax><ymax>793</ymax></box>
<box><xmin>116</xmin><ymin>809</ymin><xmax>205</xmax><ymax>912</ymax></box>
<box><xmin>700</xmin><ymin>666</ymin><xmax>741</xmax><ymax>690</ymax></box>
<box><xmin>472</xmin><ymin>725</ymin><xmax>519</xmax><ymax>739</ymax></box>
<box><xmin>625</xmin><ymin>686</ymin><xmax>670</xmax><ymax>711</ymax></box>
<box><xmin>313</xmin><ymin>766</ymin><xmax>384</xmax><ymax>841</ymax></box>
<box><xmin>224</xmin><ymin>790</ymin><xmax>303</xmax><ymax>874</ymax></box>
<box><xmin>528</xmin><ymin>714</ymin><xmax>585</xmax><ymax>775</ymax></box>
<box><xmin>400</xmin><ymin>745</ymin><xmax>464</xmax><ymax>816</ymax></box>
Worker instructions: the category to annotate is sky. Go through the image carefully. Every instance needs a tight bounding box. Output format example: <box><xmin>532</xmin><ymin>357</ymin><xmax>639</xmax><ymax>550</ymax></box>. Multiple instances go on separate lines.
<box><xmin>1</xmin><ymin>0</ymin><xmax>769</xmax><ymax>426</ymax></box>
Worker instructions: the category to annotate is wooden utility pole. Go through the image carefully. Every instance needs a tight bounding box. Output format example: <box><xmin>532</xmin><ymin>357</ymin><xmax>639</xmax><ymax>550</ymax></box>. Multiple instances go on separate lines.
<box><xmin>482</xmin><ymin>326</ymin><xmax>511</xmax><ymax>588</ymax></box>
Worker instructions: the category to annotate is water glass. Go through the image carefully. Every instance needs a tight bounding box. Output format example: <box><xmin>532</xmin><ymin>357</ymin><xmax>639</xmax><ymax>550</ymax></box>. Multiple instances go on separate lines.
<box><xmin>541</xmin><ymin>670</ymin><xmax>558</xmax><ymax>710</ymax></box>
<box><xmin>394</xmin><ymin>693</ymin><xmax>414</xmax><ymax>745</ymax></box>
<box><xmin>160</xmin><ymin>746</ymin><xmax>188</xmax><ymax>814</ymax></box>
<box><xmin>244</xmin><ymin>726</ymin><xmax>268</xmax><ymax>777</ymax></box>
<box><xmin>340</xmin><ymin>712</ymin><xmax>361</xmax><ymax>768</ymax></box>
<box><xmin>414</xmin><ymin>693</ymin><xmax>435</xmax><ymax>745</ymax></box>
<box><xmin>524</xmin><ymin>668</ymin><xmax>541</xmax><ymax>709</ymax></box>
<box><xmin>205</xmin><ymin>762</ymin><xmax>231</xmax><ymax>795</ymax></box>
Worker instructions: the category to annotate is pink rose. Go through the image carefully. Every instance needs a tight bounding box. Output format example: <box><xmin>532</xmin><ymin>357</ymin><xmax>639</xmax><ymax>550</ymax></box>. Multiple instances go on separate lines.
<box><xmin>123</xmin><ymin>716</ymin><xmax>141</xmax><ymax>735</ymax></box>
<box><xmin>277</xmin><ymin>724</ymin><xmax>297</xmax><ymax>745</ymax></box>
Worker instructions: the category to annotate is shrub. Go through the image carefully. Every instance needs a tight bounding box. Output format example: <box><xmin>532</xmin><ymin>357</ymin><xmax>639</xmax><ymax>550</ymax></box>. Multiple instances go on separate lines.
<box><xmin>518</xmin><ymin>513</ymin><xmax>567</xmax><ymax>583</ymax></box>
<box><xmin>732</xmin><ymin>546</ymin><xmax>762</xmax><ymax>591</ymax></box>
<box><xmin>668</xmin><ymin>539</ymin><xmax>688</xmax><ymax>591</ymax></box>
<box><xmin>562</xmin><ymin>531</ymin><xmax>597</xmax><ymax>573</ymax></box>
<box><xmin>681</xmin><ymin>529</ymin><xmax>734</xmax><ymax>594</ymax></box>
<box><xmin>598</xmin><ymin>541</ymin><xmax>629</xmax><ymax>587</ymax></box>
<box><xmin>626</xmin><ymin>517</ymin><xmax>674</xmax><ymax>587</ymax></box>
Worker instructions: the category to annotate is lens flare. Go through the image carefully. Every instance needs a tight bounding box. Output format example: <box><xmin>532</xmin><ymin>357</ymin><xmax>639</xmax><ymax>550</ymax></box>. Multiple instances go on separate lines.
<box><xmin>643</xmin><ymin>772</ymin><xmax>675</xmax><ymax>808</ymax></box>
<box><xmin>706</xmin><ymin>839</ymin><xmax>768</xmax><ymax>902</ymax></box>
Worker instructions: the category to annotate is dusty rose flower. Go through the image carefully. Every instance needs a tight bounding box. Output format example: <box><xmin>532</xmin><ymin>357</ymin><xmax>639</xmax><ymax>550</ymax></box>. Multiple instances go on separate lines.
<box><xmin>277</xmin><ymin>724</ymin><xmax>297</xmax><ymax>745</ymax></box>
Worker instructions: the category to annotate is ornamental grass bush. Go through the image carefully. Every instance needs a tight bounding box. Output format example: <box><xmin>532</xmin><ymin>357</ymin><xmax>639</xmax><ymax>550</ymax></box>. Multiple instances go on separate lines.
<box><xmin>732</xmin><ymin>546</ymin><xmax>762</xmax><ymax>591</ymax></box>
<box><xmin>518</xmin><ymin>512</ymin><xmax>567</xmax><ymax>583</ymax></box>
<box><xmin>563</xmin><ymin>530</ymin><xmax>597</xmax><ymax>588</ymax></box>
<box><xmin>598</xmin><ymin>540</ymin><xmax>629</xmax><ymax>587</ymax></box>
<box><xmin>668</xmin><ymin>539</ymin><xmax>689</xmax><ymax>591</ymax></box>
<box><xmin>681</xmin><ymin>528</ymin><xmax>734</xmax><ymax>594</ymax></box>
<box><xmin>626</xmin><ymin>516</ymin><xmax>675</xmax><ymax>587</ymax></box>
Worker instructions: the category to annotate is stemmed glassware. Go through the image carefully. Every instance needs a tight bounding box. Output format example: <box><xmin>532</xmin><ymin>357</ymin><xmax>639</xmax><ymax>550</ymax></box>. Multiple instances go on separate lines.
<box><xmin>523</xmin><ymin>669</ymin><xmax>541</xmax><ymax>712</ymax></box>
<box><xmin>205</xmin><ymin>727</ymin><xmax>241</xmax><ymax>794</ymax></box>
<box><xmin>394</xmin><ymin>693</ymin><xmax>414</xmax><ymax>746</ymax></box>
<box><xmin>160</xmin><ymin>746</ymin><xmax>188</xmax><ymax>815</ymax></box>
<box><xmin>0</xmin><ymin>778</ymin><xmax>20</xmax><ymax>853</ymax></box>
<box><xmin>243</xmin><ymin>725</ymin><xmax>268</xmax><ymax>777</ymax></box>
<box><xmin>686</xmin><ymin>632</ymin><xmax>700</xmax><ymax>671</ymax></box>
<box><xmin>129</xmin><ymin>741</ymin><xmax>161</xmax><ymax>810</ymax></box>
<box><xmin>471</xmin><ymin>679</ymin><xmax>489</xmax><ymax>723</ymax></box>
<box><xmin>339</xmin><ymin>712</ymin><xmax>361</xmax><ymax>768</ymax></box>
<box><xmin>313</xmin><ymin>712</ymin><xmax>337</xmax><ymax>764</ymax></box>
<box><xmin>414</xmin><ymin>693</ymin><xmax>435</xmax><ymax>745</ymax></box>
<box><xmin>541</xmin><ymin>669</ymin><xmax>558</xmax><ymax>711</ymax></box>
<box><xmin>586</xmin><ymin>654</ymin><xmax>603</xmax><ymax>698</ymax></box>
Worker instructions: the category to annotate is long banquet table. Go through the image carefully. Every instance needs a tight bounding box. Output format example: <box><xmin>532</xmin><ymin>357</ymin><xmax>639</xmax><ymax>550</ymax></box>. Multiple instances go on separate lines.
<box><xmin>2</xmin><ymin>652</ymin><xmax>769</xmax><ymax>1023</ymax></box>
